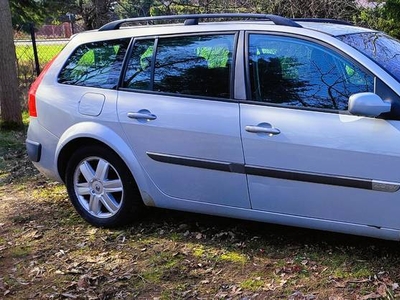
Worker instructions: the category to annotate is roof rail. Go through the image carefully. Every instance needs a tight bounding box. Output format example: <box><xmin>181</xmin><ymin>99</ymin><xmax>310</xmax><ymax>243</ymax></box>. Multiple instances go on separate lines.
<box><xmin>293</xmin><ymin>18</ymin><xmax>353</xmax><ymax>26</ymax></box>
<box><xmin>98</xmin><ymin>13</ymin><xmax>302</xmax><ymax>31</ymax></box>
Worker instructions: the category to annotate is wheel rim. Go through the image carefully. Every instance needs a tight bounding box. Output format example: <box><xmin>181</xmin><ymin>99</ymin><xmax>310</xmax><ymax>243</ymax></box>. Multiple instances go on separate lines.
<box><xmin>73</xmin><ymin>156</ymin><xmax>124</xmax><ymax>218</ymax></box>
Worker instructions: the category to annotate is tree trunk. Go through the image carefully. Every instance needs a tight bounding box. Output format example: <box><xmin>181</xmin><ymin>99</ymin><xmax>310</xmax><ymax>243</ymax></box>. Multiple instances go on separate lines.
<box><xmin>0</xmin><ymin>0</ymin><xmax>22</xmax><ymax>127</ymax></box>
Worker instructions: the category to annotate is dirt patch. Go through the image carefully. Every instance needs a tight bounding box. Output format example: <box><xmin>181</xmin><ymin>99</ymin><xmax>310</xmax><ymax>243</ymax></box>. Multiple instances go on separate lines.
<box><xmin>1</xmin><ymin>130</ymin><xmax>400</xmax><ymax>299</ymax></box>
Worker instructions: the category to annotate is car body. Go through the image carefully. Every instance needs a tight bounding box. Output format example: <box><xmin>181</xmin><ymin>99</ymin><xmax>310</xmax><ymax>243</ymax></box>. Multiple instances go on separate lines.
<box><xmin>26</xmin><ymin>13</ymin><xmax>400</xmax><ymax>240</ymax></box>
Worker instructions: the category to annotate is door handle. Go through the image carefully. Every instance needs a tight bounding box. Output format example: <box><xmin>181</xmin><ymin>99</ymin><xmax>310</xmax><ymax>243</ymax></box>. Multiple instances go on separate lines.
<box><xmin>245</xmin><ymin>124</ymin><xmax>280</xmax><ymax>135</ymax></box>
<box><xmin>127</xmin><ymin>110</ymin><xmax>157</xmax><ymax>121</ymax></box>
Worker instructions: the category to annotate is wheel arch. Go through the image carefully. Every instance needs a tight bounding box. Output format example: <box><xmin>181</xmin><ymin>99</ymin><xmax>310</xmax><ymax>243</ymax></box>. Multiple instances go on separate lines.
<box><xmin>56</xmin><ymin>122</ymin><xmax>150</xmax><ymax>203</ymax></box>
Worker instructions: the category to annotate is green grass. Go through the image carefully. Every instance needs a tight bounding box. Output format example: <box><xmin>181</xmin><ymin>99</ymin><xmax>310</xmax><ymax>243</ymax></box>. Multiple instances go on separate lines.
<box><xmin>15</xmin><ymin>43</ymin><xmax>65</xmax><ymax>65</ymax></box>
<box><xmin>32</xmin><ymin>184</ymin><xmax>66</xmax><ymax>201</ymax></box>
<box><xmin>219</xmin><ymin>251</ymin><xmax>247</xmax><ymax>264</ymax></box>
<box><xmin>10</xmin><ymin>246</ymin><xmax>31</xmax><ymax>258</ymax></box>
<box><xmin>0</xmin><ymin>127</ymin><xmax>26</xmax><ymax>176</ymax></box>
<box><xmin>0</xmin><ymin>131</ymin><xmax>22</xmax><ymax>153</ymax></box>
<box><xmin>240</xmin><ymin>277</ymin><xmax>265</xmax><ymax>291</ymax></box>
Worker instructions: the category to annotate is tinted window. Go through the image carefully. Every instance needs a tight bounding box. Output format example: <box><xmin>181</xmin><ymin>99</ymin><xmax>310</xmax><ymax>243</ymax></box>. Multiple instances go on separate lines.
<box><xmin>123</xmin><ymin>34</ymin><xmax>235</xmax><ymax>99</ymax></box>
<box><xmin>248</xmin><ymin>35</ymin><xmax>374</xmax><ymax>110</ymax></box>
<box><xmin>124</xmin><ymin>39</ymin><xmax>155</xmax><ymax>90</ymax></box>
<box><xmin>58</xmin><ymin>39</ymin><xmax>130</xmax><ymax>89</ymax></box>
<box><xmin>338</xmin><ymin>32</ymin><xmax>400</xmax><ymax>83</ymax></box>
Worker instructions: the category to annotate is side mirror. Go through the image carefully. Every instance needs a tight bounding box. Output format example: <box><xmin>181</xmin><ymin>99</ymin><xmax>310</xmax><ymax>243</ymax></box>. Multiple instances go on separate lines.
<box><xmin>348</xmin><ymin>92</ymin><xmax>391</xmax><ymax>117</ymax></box>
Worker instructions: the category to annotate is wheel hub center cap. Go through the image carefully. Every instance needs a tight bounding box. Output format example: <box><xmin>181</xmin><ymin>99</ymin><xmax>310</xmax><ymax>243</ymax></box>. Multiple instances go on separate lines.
<box><xmin>91</xmin><ymin>180</ymin><xmax>104</xmax><ymax>195</ymax></box>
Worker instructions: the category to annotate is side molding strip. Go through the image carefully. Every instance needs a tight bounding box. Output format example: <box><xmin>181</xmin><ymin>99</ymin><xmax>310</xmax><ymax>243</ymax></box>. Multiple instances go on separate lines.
<box><xmin>147</xmin><ymin>152</ymin><xmax>245</xmax><ymax>173</ymax></box>
<box><xmin>146</xmin><ymin>152</ymin><xmax>400</xmax><ymax>192</ymax></box>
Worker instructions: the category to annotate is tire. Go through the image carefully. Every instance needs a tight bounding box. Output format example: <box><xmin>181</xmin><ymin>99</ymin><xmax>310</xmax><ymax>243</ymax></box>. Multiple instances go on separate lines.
<box><xmin>65</xmin><ymin>145</ymin><xmax>143</xmax><ymax>227</ymax></box>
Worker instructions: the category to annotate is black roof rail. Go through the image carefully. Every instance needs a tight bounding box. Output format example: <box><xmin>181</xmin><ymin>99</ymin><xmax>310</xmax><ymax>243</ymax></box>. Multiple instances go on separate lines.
<box><xmin>293</xmin><ymin>18</ymin><xmax>353</xmax><ymax>26</ymax></box>
<box><xmin>98</xmin><ymin>13</ymin><xmax>302</xmax><ymax>31</ymax></box>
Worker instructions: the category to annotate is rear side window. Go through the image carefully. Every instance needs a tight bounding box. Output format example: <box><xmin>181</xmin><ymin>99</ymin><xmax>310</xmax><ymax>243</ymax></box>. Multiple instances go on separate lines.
<box><xmin>124</xmin><ymin>39</ymin><xmax>154</xmax><ymax>90</ymax></box>
<box><xmin>123</xmin><ymin>34</ymin><xmax>235</xmax><ymax>99</ymax></box>
<box><xmin>58</xmin><ymin>39</ymin><xmax>130</xmax><ymax>89</ymax></box>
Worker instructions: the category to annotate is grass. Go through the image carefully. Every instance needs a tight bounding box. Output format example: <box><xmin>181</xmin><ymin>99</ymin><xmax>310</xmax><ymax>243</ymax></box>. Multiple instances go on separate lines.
<box><xmin>219</xmin><ymin>251</ymin><xmax>247</xmax><ymax>264</ymax></box>
<box><xmin>2</xmin><ymin>124</ymin><xmax>400</xmax><ymax>299</ymax></box>
<box><xmin>240</xmin><ymin>277</ymin><xmax>265</xmax><ymax>291</ymax></box>
<box><xmin>0</xmin><ymin>131</ymin><xmax>22</xmax><ymax>154</ymax></box>
<box><xmin>31</xmin><ymin>183</ymin><xmax>66</xmax><ymax>201</ymax></box>
<box><xmin>15</xmin><ymin>44</ymin><xmax>64</xmax><ymax>108</ymax></box>
<box><xmin>10</xmin><ymin>246</ymin><xmax>31</xmax><ymax>258</ymax></box>
<box><xmin>15</xmin><ymin>43</ymin><xmax>65</xmax><ymax>65</ymax></box>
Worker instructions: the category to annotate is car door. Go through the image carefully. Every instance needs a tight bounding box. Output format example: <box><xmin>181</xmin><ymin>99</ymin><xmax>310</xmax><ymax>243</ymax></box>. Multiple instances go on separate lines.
<box><xmin>117</xmin><ymin>33</ymin><xmax>251</xmax><ymax>208</ymax></box>
<box><xmin>241</xmin><ymin>33</ymin><xmax>400</xmax><ymax>228</ymax></box>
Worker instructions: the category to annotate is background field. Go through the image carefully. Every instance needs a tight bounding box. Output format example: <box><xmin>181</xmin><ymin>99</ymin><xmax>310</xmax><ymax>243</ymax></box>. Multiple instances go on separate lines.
<box><xmin>15</xmin><ymin>42</ymin><xmax>65</xmax><ymax>109</ymax></box>
<box><xmin>1</xmin><ymin>126</ymin><xmax>400</xmax><ymax>299</ymax></box>
<box><xmin>15</xmin><ymin>43</ymin><xmax>65</xmax><ymax>65</ymax></box>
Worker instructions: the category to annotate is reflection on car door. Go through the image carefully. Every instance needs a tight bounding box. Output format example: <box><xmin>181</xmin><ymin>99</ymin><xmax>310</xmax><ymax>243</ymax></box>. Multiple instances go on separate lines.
<box><xmin>241</xmin><ymin>33</ymin><xmax>400</xmax><ymax>229</ymax></box>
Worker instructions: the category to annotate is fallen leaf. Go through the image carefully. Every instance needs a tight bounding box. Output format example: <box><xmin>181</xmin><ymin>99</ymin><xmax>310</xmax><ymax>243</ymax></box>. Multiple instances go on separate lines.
<box><xmin>377</xmin><ymin>284</ymin><xmax>387</xmax><ymax>297</ymax></box>
<box><xmin>61</xmin><ymin>293</ymin><xmax>78</xmax><ymax>299</ymax></box>
<box><xmin>360</xmin><ymin>293</ymin><xmax>381</xmax><ymax>300</ymax></box>
<box><xmin>230</xmin><ymin>285</ymin><xmax>242</xmax><ymax>296</ymax></box>
<box><xmin>66</xmin><ymin>269</ymin><xmax>82</xmax><ymax>274</ymax></box>
<box><xmin>181</xmin><ymin>290</ymin><xmax>191</xmax><ymax>297</ymax></box>
<box><xmin>78</xmin><ymin>275</ymin><xmax>90</xmax><ymax>289</ymax></box>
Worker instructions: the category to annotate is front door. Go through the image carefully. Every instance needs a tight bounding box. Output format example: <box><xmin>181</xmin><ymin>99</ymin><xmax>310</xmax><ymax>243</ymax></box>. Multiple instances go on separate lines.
<box><xmin>241</xmin><ymin>33</ymin><xmax>400</xmax><ymax>228</ymax></box>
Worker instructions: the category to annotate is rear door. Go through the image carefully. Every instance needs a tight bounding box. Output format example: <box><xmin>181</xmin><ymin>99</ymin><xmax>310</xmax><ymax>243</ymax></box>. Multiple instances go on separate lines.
<box><xmin>117</xmin><ymin>33</ymin><xmax>251</xmax><ymax>208</ymax></box>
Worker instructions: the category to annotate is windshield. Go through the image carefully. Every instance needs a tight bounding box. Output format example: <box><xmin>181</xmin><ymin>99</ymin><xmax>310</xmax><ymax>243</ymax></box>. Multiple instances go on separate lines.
<box><xmin>337</xmin><ymin>32</ymin><xmax>400</xmax><ymax>82</ymax></box>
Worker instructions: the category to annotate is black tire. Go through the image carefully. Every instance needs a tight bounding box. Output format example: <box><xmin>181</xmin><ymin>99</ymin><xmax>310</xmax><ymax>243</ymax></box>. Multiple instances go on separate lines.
<box><xmin>65</xmin><ymin>145</ymin><xmax>143</xmax><ymax>227</ymax></box>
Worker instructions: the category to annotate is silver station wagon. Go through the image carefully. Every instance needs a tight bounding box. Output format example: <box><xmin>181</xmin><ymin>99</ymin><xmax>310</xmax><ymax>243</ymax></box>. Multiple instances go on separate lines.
<box><xmin>26</xmin><ymin>14</ymin><xmax>400</xmax><ymax>240</ymax></box>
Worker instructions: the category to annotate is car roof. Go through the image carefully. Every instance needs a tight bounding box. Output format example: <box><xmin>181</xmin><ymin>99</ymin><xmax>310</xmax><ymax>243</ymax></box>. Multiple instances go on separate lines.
<box><xmin>298</xmin><ymin>22</ymin><xmax>377</xmax><ymax>36</ymax></box>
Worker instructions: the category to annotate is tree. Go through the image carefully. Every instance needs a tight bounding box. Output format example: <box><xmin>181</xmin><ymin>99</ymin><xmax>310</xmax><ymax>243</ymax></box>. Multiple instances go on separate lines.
<box><xmin>354</xmin><ymin>0</ymin><xmax>400</xmax><ymax>39</ymax></box>
<box><xmin>10</xmin><ymin>0</ymin><xmax>46</xmax><ymax>26</ymax></box>
<box><xmin>0</xmin><ymin>0</ymin><xmax>22</xmax><ymax>127</ymax></box>
<box><xmin>77</xmin><ymin>0</ymin><xmax>116</xmax><ymax>29</ymax></box>
<box><xmin>114</xmin><ymin>0</ymin><xmax>155</xmax><ymax>18</ymax></box>
<box><xmin>257</xmin><ymin>0</ymin><xmax>359</xmax><ymax>20</ymax></box>
<box><xmin>10</xmin><ymin>0</ymin><xmax>76</xmax><ymax>27</ymax></box>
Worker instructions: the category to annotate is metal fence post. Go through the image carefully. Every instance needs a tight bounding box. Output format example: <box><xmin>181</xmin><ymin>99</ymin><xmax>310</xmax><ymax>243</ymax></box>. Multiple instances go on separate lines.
<box><xmin>30</xmin><ymin>23</ymin><xmax>41</xmax><ymax>76</ymax></box>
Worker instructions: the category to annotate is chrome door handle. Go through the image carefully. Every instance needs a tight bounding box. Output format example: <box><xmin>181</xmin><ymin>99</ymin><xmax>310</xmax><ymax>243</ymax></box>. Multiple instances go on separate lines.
<box><xmin>245</xmin><ymin>124</ymin><xmax>280</xmax><ymax>135</ymax></box>
<box><xmin>127</xmin><ymin>111</ymin><xmax>157</xmax><ymax>121</ymax></box>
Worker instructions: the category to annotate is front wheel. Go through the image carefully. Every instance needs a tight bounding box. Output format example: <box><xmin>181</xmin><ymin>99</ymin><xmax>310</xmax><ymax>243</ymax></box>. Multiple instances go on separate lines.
<box><xmin>65</xmin><ymin>146</ymin><xmax>143</xmax><ymax>227</ymax></box>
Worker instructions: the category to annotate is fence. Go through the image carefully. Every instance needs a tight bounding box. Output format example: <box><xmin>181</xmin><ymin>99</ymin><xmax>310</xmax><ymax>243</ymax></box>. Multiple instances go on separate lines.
<box><xmin>14</xmin><ymin>22</ymin><xmax>85</xmax><ymax>108</ymax></box>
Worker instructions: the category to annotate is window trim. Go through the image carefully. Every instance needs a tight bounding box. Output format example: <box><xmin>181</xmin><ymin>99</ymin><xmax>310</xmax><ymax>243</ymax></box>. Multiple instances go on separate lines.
<box><xmin>119</xmin><ymin>31</ymin><xmax>239</xmax><ymax>101</ymax></box>
<box><xmin>243</xmin><ymin>31</ymin><xmax>377</xmax><ymax>114</ymax></box>
<box><xmin>150</xmin><ymin>38</ymin><xmax>158</xmax><ymax>91</ymax></box>
<box><xmin>117</xmin><ymin>37</ymin><xmax>135</xmax><ymax>88</ymax></box>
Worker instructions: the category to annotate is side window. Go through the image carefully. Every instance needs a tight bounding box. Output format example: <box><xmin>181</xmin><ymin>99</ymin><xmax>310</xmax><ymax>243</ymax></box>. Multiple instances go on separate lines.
<box><xmin>123</xmin><ymin>34</ymin><xmax>235</xmax><ymax>99</ymax></box>
<box><xmin>124</xmin><ymin>39</ymin><xmax>155</xmax><ymax>90</ymax></box>
<box><xmin>248</xmin><ymin>34</ymin><xmax>374</xmax><ymax>110</ymax></box>
<box><xmin>58</xmin><ymin>39</ymin><xmax>130</xmax><ymax>89</ymax></box>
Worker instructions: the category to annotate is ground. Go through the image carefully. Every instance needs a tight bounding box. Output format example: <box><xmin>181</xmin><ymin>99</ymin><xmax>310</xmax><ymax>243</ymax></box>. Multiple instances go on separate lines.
<box><xmin>1</xmin><ymin>129</ymin><xmax>400</xmax><ymax>300</ymax></box>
